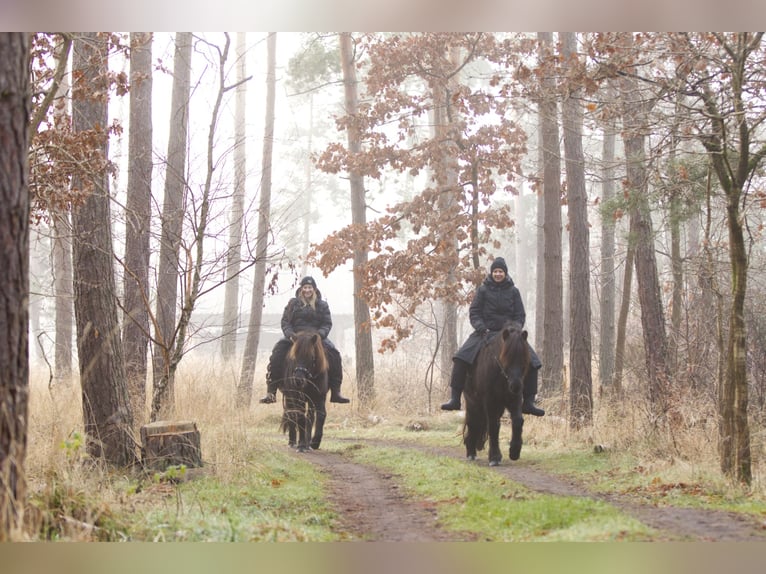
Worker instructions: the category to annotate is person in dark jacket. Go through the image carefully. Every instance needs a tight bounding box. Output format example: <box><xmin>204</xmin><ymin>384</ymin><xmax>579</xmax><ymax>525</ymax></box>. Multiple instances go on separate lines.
<box><xmin>440</xmin><ymin>257</ymin><xmax>544</xmax><ymax>416</ymax></box>
<box><xmin>259</xmin><ymin>276</ymin><xmax>350</xmax><ymax>404</ymax></box>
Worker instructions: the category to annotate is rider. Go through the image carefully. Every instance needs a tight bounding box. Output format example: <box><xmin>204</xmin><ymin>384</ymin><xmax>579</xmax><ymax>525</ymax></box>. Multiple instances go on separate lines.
<box><xmin>440</xmin><ymin>257</ymin><xmax>545</xmax><ymax>416</ymax></box>
<box><xmin>259</xmin><ymin>275</ymin><xmax>350</xmax><ymax>405</ymax></box>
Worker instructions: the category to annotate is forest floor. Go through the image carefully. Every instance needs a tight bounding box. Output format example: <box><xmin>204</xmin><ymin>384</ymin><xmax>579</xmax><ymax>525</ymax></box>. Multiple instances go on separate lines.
<box><xmin>305</xmin><ymin>437</ymin><xmax>766</xmax><ymax>542</ymax></box>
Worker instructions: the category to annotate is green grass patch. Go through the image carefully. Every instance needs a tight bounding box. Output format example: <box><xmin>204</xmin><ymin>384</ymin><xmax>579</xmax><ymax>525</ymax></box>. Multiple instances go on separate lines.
<box><xmin>532</xmin><ymin>448</ymin><xmax>766</xmax><ymax>516</ymax></box>
<box><xmin>335</xmin><ymin>443</ymin><xmax>654</xmax><ymax>541</ymax></box>
<box><xmin>124</xmin><ymin>445</ymin><xmax>338</xmax><ymax>541</ymax></box>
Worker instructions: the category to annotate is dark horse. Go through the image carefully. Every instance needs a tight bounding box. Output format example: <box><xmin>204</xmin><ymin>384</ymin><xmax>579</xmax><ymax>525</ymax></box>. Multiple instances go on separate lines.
<box><xmin>463</xmin><ymin>322</ymin><xmax>531</xmax><ymax>466</ymax></box>
<box><xmin>280</xmin><ymin>331</ymin><xmax>329</xmax><ymax>452</ymax></box>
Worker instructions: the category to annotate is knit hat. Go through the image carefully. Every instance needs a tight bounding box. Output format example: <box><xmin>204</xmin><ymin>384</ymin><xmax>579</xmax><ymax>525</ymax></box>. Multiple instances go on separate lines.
<box><xmin>300</xmin><ymin>276</ymin><xmax>318</xmax><ymax>289</ymax></box>
<box><xmin>490</xmin><ymin>257</ymin><xmax>508</xmax><ymax>274</ymax></box>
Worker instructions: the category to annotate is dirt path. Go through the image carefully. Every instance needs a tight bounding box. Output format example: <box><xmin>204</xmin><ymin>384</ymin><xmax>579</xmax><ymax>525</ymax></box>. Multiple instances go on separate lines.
<box><xmin>300</xmin><ymin>438</ymin><xmax>766</xmax><ymax>542</ymax></box>
<box><xmin>307</xmin><ymin>451</ymin><xmax>472</xmax><ymax>541</ymax></box>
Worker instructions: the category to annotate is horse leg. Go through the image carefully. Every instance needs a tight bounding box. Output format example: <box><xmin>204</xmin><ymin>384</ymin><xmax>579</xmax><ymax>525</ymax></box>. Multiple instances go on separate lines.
<box><xmin>310</xmin><ymin>398</ymin><xmax>327</xmax><ymax>450</ymax></box>
<box><xmin>509</xmin><ymin>416</ymin><xmax>524</xmax><ymax>461</ymax></box>
<box><xmin>296</xmin><ymin>403</ymin><xmax>310</xmax><ymax>452</ymax></box>
<box><xmin>509</xmin><ymin>402</ymin><xmax>524</xmax><ymax>461</ymax></box>
<box><xmin>282</xmin><ymin>393</ymin><xmax>298</xmax><ymax>448</ymax></box>
<box><xmin>487</xmin><ymin>412</ymin><xmax>502</xmax><ymax>467</ymax></box>
<box><xmin>463</xmin><ymin>414</ymin><xmax>477</xmax><ymax>461</ymax></box>
<box><xmin>304</xmin><ymin>405</ymin><xmax>315</xmax><ymax>451</ymax></box>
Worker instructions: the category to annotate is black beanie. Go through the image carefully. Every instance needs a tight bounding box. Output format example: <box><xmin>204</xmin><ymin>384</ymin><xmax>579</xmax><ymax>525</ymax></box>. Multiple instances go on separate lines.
<box><xmin>300</xmin><ymin>276</ymin><xmax>318</xmax><ymax>289</ymax></box>
<box><xmin>490</xmin><ymin>257</ymin><xmax>508</xmax><ymax>274</ymax></box>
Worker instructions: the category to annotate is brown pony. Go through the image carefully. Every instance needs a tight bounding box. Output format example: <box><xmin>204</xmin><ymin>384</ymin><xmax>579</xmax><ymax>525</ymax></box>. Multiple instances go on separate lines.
<box><xmin>280</xmin><ymin>331</ymin><xmax>330</xmax><ymax>452</ymax></box>
<box><xmin>463</xmin><ymin>322</ymin><xmax>531</xmax><ymax>466</ymax></box>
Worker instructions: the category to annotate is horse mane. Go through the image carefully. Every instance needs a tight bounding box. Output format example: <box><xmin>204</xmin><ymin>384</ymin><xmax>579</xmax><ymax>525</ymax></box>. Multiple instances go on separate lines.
<box><xmin>288</xmin><ymin>331</ymin><xmax>329</xmax><ymax>373</ymax></box>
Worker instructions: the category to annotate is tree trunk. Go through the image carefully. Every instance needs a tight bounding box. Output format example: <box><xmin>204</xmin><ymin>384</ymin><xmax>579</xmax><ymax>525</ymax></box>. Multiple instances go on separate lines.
<box><xmin>51</xmin><ymin>38</ymin><xmax>73</xmax><ymax>385</ymax></box>
<box><xmin>71</xmin><ymin>32</ymin><xmax>136</xmax><ymax>466</ymax></box>
<box><xmin>598</xmin><ymin>84</ymin><xmax>617</xmax><ymax>396</ymax></box>
<box><xmin>52</xmin><ymin>213</ymin><xmax>73</xmax><ymax>384</ymax></box>
<box><xmin>300</xmin><ymin>93</ymin><xmax>315</xmax><ymax>273</ymax></box>
<box><xmin>537</xmin><ymin>32</ymin><xmax>564</xmax><ymax>397</ymax></box>
<box><xmin>239</xmin><ymin>32</ymin><xmax>277</xmax><ymax>406</ymax></box>
<box><xmin>613</xmin><ymin>242</ymin><xmax>634</xmax><ymax>398</ymax></box>
<box><xmin>222</xmin><ymin>32</ymin><xmax>247</xmax><ymax>362</ymax></box>
<box><xmin>434</xmin><ymin>46</ymin><xmax>461</xmax><ymax>392</ymax></box>
<box><xmin>534</xmin><ymin>112</ymin><xmax>545</xmax><ymax>351</ymax></box>
<box><xmin>618</xmin><ymin>58</ymin><xmax>671</xmax><ymax>416</ymax></box>
<box><xmin>152</xmin><ymin>32</ymin><xmax>192</xmax><ymax>421</ymax></box>
<box><xmin>561</xmin><ymin>32</ymin><xmax>593</xmax><ymax>428</ymax></box>
<box><xmin>123</xmin><ymin>32</ymin><xmax>153</xmax><ymax>425</ymax></box>
<box><xmin>339</xmin><ymin>32</ymin><xmax>375</xmax><ymax>405</ymax></box>
<box><xmin>686</xmin><ymin>32</ymin><xmax>756</xmax><ymax>484</ymax></box>
<box><xmin>0</xmin><ymin>31</ymin><xmax>30</xmax><ymax>541</ymax></box>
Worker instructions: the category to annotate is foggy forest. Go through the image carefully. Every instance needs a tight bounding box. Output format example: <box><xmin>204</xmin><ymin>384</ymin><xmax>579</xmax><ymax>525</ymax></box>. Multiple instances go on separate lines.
<box><xmin>3</xmin><ymin>32</ymin><xmax>766</xmax><ymax>541</ymax></box>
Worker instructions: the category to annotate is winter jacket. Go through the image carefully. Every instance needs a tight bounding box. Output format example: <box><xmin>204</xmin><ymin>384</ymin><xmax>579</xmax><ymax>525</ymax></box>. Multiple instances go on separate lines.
<box><xmin>454</xmin><ymin>274</ymin><xmax>541</xmax><ymax>368</ymax></box>
<box><xmin>280</xmin><ymin>287</ymin><xmax>336</xmax><ymax>348</ymax></box>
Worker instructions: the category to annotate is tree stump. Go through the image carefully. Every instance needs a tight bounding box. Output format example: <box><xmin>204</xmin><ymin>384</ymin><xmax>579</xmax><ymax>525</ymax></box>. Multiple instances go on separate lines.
<box><xmin>140</xmin><ymin>420</ymin><xmax>202</xmax><ymax>470</ymax></box>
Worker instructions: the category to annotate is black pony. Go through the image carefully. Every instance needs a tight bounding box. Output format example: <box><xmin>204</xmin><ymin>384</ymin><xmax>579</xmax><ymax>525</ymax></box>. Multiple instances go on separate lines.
<box><xmin>463</xmin><ymin>322</ymin><xmax>531</xmax><ymax>466</ymax></box>
<box><xmin>280</xmin><ymin>331</ymin><xmax>329</xmax><ymax>452</ymax></box>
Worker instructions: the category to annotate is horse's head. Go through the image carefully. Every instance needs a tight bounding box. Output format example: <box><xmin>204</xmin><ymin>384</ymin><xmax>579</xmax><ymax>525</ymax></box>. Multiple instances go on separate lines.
<box><xmin>288</xmin><ymin>331</ymin><xmax>329</xmax><ymax>380</ymax></box>
<box><xmin>497</xmin><ymin>323</ymin><xmax>530</xmax><ymax>392</ymax></box>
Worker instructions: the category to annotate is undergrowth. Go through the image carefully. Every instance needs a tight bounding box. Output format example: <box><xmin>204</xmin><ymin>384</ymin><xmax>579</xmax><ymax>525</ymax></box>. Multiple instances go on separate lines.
<box><xmin>20</xmin><ymin>357</ymin><xmax>766</xmax><ymax>541</ymax></box>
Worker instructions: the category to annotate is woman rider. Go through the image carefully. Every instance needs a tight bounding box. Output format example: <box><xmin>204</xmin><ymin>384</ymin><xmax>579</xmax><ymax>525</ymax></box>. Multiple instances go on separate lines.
<box><xmin>259</xmin><ymin>276</ymin><xmax>350</xmax><ymax>405</ymax></box>
<box><xmin>440</xmin><ymin>257</ymin><xmax>544</xmax><ymax>416</ymax></box>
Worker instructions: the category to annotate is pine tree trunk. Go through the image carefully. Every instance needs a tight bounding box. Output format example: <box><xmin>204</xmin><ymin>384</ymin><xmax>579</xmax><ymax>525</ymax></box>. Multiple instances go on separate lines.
<box><xmin>534</xmin><ymin>113</ymin><xmax>545</xmax><ymax>351</ymax></box>
<box><xmin>51</xmin><ymin>38</ymin><xmax>73</xmax><ymax>385</ymax></box>
<box><xmin>152</xmin><ymin>32</ymin><xmax>192</xmax><ymax>421</ymax></box>
<box><xmin>52</xmin><ymin>213</ymin><xmax>73</xmax><ymax>384</ymax></box>
<box><xmin>340</xmin><ymin>32</ymin><xmax>375</xmax><ymax>405</ymax></box>
<box><xmin>123</xmin><ymin>32</ymin><xmax>153</xmax><ymax>425</ymax></box>
<box><xmin>537</xmin><ymin>32</ymin><xmax>564</xmax><ymax>398</ymax></box>
<box><xmin>239</xmin><ymin>32</ymin><xmax>277</xmax><ymax>406</ymax></box>
<box><xmin>598</xmin><ymin>87</ymin><xmax>617</xmax><ymax>396</ymax></box>
<box><xmin>222</xmin><ymin>32</ymin><xmax>247</xmax><ymax>362</ymax></box>
<box><xmin>613</xmin><ymin>242</ymin><xmax>634</xmax><ymax>398</ymax></box>
<box><xmin>71</xmin><ymin>33</ymin><xmax>136</xmax><ymax>466</ymax></box>
<box><xmin>0</xmin><ymin>31</ymin><xmax>30</xmax><ymax>541</ymax></box>
<box><xmin>561</xmin><ymin>32</ymin><xmax>593</xmax><ymax>428</ymax></box>
<box><xmin>618</xmin><ymin>56</ymin><xmax>671</xmax><ymax>415</ymax></box>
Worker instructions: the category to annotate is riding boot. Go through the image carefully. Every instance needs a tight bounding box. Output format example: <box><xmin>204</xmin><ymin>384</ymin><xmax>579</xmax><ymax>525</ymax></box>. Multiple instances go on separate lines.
<box><xmin>441</xmin><ymin>359</ymin><xmax>468</xmax><ymax>410</ymax></box>
<box><xmin>329</xmin><ymin>381</ymin><xmax>350</xmax><ymax>404</ymax></box>
<box><xmin>522</xmin><ymin>366</ymin><xmax>545</xmax><ymax>417</ymax></box>
<box><xmin>259</xmin><ymin>359</ymin><xmax>279</xmax><ymax>404</ymax></box>
<box><xmin>259</xmin><ymin>378</ymin><xmax>277</xmax><ymax>404</ymax></box>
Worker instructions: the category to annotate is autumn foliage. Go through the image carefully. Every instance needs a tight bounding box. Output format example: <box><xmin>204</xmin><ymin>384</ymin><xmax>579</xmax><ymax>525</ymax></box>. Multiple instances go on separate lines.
<box><xmin>309</xmin><ymin>33</ymin><xmax>530</xmax><ymax>349</ymax></box>
<box><xmin>28</xmin><ymin>33</ymin><xmax>129</xmax><ymax>222</ymax></box>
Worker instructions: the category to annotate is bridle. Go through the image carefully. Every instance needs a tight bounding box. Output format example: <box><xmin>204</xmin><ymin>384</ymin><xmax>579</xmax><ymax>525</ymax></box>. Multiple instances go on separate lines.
<box><xmin>494</xmin><ymin>354</ymin><xmax>526</xmax><ymax>395</ymax></box>
<box><xmin>293</xmin><ymin>364</ymin><xmax>315</xmax><ymax>382</ymax></box>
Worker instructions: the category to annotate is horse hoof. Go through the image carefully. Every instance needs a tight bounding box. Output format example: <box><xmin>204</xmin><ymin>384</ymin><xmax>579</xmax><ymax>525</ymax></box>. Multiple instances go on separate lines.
<box><xmin>489</xmin><ymin>460</ymin><xmax>500</xmax><ymax>467</ymax></box>
<box><xmin>510</xmin><ymin>444</ymin><xmax>522</xmax><ymax>461</ymax></box>
<box><xmin>466</xmin><ymin>455</ymin><xmax>476</xmax><ymax>461</ymax></box>
<box><xmin>310</xmin><ymin>443</ymin><xmax>321</xmax><ymax>450</ymax></box>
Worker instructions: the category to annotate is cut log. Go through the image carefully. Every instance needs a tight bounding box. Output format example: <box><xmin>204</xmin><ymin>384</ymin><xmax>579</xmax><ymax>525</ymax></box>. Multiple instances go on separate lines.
<box><xmin>140</xmin><ymin>420</ymin><xmax>202</xmax><ymax>470</ymax></box>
